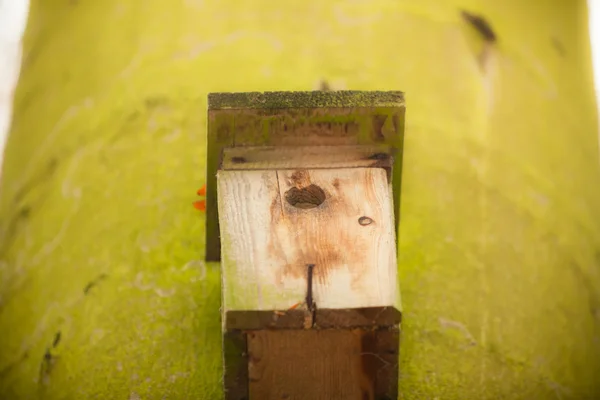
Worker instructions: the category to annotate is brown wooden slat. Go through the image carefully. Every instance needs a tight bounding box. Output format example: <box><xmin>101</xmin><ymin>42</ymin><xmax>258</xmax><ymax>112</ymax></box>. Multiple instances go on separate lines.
<box><xmin>221</xmin><ymin>145</ymin><xmax>395</xmax><ymax>171</ymax></box>
<box><xmin>225</xmin><ymin>307</ymin><xmax>401</xmax><ymax>330</ymax></box>
<box><xmin>223</xmin><ymin>330</ymin><xmax>249</xmax><ymax>400</ymax></box>
<box><xmin>246</xmin><ymin>328</ymin><xmax>400</xmax><ymax>400</ymax></box>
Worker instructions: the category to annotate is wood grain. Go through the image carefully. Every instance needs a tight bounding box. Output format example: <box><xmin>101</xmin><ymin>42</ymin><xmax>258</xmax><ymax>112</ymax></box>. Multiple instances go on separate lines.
<box><xmin>221</xmin><ymin>145</ymin><xmax>394</xmax><ymax>171</ymax></box>
<box><xmin>247</xmin><ymin>328</ymin><xmax>399</xmax><ymax>400</ymax></box>
<box><xmin>225</xmin><ymin>307</ymin><xmax>401</xmax><ymax>330</ymax></box>
<box><xmin>223</xmin><ymin>330</ymin><xmax>249</xmax><ymax>400</ymax></box>
<box><xmin>205</xmin><ymin>91</ymin><xmax>406</xmax><ymax>262</ymax></box>
<box><xmin>218</xmin><ymin>168</ymin><xmax>400</xmax><ymax>313</ymax></box>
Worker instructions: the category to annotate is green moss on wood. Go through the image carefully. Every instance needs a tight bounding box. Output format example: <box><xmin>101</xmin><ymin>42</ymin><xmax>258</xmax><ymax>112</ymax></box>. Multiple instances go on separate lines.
<box><xmin>206</xmin><ymin>106</ymin><xmax>405</xmax><ymax>260</ymax></box>
<box><xmin>208</xmin><ymin>91</ymin><xmax>405</xmax><ymax>109</ymax></box>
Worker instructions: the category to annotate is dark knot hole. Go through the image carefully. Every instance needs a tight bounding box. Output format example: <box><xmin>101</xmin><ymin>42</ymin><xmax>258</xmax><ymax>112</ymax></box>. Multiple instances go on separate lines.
<box><xmin>285</xmin><ymin>185</ymin><xmax>326</xmax><ymax>209</ymax></box>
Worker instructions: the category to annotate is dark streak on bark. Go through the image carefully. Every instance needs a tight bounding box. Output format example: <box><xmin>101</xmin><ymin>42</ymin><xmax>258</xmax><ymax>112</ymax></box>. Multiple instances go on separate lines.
<box><xmin>52</xmin><ymin>331</ymin><xmax>61</xmax><ymax>348</ymax></box>
<box><xmin>83</xmin><ymin>273</ymin><xmax>108</xmax><ymax>295</ymax></box>
<box><xmin>461</xmin><ymin>10</ymin><xmax>496</xmax><ymax>43</ymax></box>
<box><xmin>0</xmin><ymin>351</ymin><xmax>29</xmax><ymax>380</ymax></box>
<box><xmin>39</xmin><ymin>348</ymin><xmax>56</xmax><ymax>386</ymax></box>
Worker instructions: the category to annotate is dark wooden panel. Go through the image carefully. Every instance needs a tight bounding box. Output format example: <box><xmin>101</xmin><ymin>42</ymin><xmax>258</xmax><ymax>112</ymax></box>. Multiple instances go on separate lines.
<box><xmin>205</xmin><ymin>110</ymin><xmax>234</xmax><ymax>261</ymax></box>
<box><xmin>246</xmin><ymin>328</ymin><xmax>400</xmax><ymax>400</ymax></box>
<box><xmin>225</xmin><ymin>307</ymin><xmax>401</xmax><ymax>330</ymax></box>
<box><xmin>223</xmin><ymin>330</ymin><xmax>249</xmax><ymax>400</ymax></box>
<box><xmin>315</xmin><ymin>307</ymin><xmax>401</xmax><ymax>329</ymax></box>
<box><xmin>372</xmin><ymin>328</ymin><xmax>400</xmax><ymax>400</ymax></box>
<box><xmin>225</xmin><ymin>310</ymin><xmax>307</xmax><ymax>330</ymax></box>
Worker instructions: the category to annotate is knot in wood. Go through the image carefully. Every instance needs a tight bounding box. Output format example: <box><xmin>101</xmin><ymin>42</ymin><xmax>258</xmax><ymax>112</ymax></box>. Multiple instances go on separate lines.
<box><xmin>285</xmin><ymin>185</ymin><xmax>326</xmax><ymax>209</ymax></box>
<box><xmin>358</xmin><ymin>216</ymin><xmax>374</xmax><ymax>226</ymax></box>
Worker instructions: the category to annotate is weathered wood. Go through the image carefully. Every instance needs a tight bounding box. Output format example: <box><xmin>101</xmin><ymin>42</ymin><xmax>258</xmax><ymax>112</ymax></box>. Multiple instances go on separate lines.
<box><xmin>221</xmin><ymin>145</ymin><xmax>395</xmax><ymax>171</ymax></box>
<box><xmin>225</xmin><ymin>307</ymin><xmax>402</xmax><ymax>330</ymax></box>
<box><xmin>206</xmin><ymin>91</ymin><xmax>406</xmax><ymax>261</ymax></box>
<box><xmin>223</xmin><ymin>331</ymin><xmax>249</xmax><ymax>400</ymax></box>
<box><xmin>218</xmin><ymin>168</ymin><xmax>400</xmax><ymax>314</ymax></box>
<box><xmin>314</xmin><ymin>307</ymin><xmax>401</xmax><ymax>329</ymax></box>
<box><xmin>208</xmin><ymin>91</ymin><xmax>405</xmax><ymax>109</ymax></box>
<box><xmin>247</xmin><ymin>328</ymin><xmax>399</xmax><ymax>400</ymax></box>
<box><xmin>206</xmin><ymin>109</ymin><xmax>235</xmax><ymax>262</ymax></box>
<box><xmin>219</xmin><ymin>166</ymin><xmax>402</xmax><ymax>397</ymax></box>
<box><xmin>215</xmin><ymin>92</ymin><xmax>404</xmax><ymax>399</ymax></box>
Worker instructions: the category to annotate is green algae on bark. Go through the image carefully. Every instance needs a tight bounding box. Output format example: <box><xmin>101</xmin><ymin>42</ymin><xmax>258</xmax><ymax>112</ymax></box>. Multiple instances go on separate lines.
<box><xmin>0</xmin><ymin>0</ymin><xmax>599</xmax><ymax>399</ymax></box>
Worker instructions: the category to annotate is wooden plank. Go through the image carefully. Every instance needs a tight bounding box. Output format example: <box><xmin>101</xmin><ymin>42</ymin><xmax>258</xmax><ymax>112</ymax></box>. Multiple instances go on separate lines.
<box><xmin>247</xmin><ymin>328</ymin><xmax>399</xmax><ymax>400</ymax></box>
<box><xmin>372</xmin><ymin>328</ymin><xmax>400</xmax><ymax>399</ymax></box>
<box><xmin>226</xmin><ymin>309</ymin><xmax>307</xmax><ymax>330</ymax></box>
<box><xmin>208</xmin><ymin>91</ymin><xmax>404</xmax><ymax>109</ymax></box>
<box><xmin>218</xmin><ymin>168</ymin><xmax>400</xmax><ymax>314</ymax></box>
<box><xmin>223</xmin><ymin>330</ymin><xmax>249</xmax><ymax>400</ymax></box>
<box><xmin>221</xmin><ymin>145</ymin><xmax>395</xmax><ymax>171</ymax></box>
<box><xmin>315</xmin><ymin>307</ymin><xmax>401</xmax><ymax>329</ymax></box>
<box><xmin>225</xmin><ymin>307</ymin><xmax>401</xmax><ymax>330</ymax></box>
<box><xmin>205</xmin><ymin>91</ymin><xmax>406</xmax><ymax>262</ymax></box>
<box><xmin>226</xmin><ymin>107</ymin><xmax>401</xmax><ymax>147</ymax></box>
<box><xmin>205</xmin><ymin>109</ymin><xmax>235</xmax><ymax>261</ymax></box>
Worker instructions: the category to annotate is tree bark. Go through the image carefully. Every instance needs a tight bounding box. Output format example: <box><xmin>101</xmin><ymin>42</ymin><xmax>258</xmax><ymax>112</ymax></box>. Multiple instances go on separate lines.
<box><xmin>1</xmin><ymin>1</ymin><xmax>599</xmax><ymax>399</ymax></box>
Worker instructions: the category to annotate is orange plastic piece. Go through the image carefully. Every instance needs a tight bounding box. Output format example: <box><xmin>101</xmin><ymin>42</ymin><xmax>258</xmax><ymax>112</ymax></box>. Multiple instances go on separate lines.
<box><xmin>193</xmin><ymin>200</ymin><xmax>206</xmax><ymax>211</ymax></box>
<box><xmin>194</xmin><ymin>185</ymin><xmax>207</xmax><ymax>212</ymax></box>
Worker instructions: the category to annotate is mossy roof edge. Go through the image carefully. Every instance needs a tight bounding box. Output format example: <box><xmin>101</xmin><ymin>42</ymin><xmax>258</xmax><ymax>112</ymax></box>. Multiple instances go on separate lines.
<box><xmin>208</xmin><ymin>90</ymin><xmax>405</xmax><ymax>109</ymax></box>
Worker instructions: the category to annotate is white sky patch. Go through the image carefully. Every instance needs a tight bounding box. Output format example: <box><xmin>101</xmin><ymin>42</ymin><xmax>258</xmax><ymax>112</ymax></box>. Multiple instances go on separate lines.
<box><xmin>590</xmin><ymin>0</ymin><xmax>600</xmax><ymax>159</ymax></box>
<box><xmin>0</xmin><ymin>0</ymin><xmax>29</xmax><ymax>175</ymax></box>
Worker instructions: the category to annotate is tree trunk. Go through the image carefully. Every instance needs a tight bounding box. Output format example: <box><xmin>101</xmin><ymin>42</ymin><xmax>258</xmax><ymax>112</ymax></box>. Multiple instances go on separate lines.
<box><xmin>1</xmin><ymin>1</ymin><xmax>599</xmax><ymax>399</ymax></box>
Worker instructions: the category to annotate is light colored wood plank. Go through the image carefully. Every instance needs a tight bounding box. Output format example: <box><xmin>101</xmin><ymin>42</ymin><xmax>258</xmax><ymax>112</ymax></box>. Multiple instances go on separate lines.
<box><xmin>206</xmin><ymin>92</ymin><xmax>406</xmax><ymax>262</ymax></box>
<box><xmin>218</xmin><ymin>168</ymin><xmax>400</xmax><ymax>313</ymax></box>
<box><xmin>221</xmin><ymin>145</ymin><xmax>394</xmax><ymax>170</ymax></box>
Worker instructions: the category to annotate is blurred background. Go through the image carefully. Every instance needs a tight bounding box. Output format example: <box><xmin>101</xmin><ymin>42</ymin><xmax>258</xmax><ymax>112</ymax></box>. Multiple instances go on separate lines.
<box><xmin>0</xmin><ymin>1</ymin><xmax>599</xmax><ymax>171</ymax></box>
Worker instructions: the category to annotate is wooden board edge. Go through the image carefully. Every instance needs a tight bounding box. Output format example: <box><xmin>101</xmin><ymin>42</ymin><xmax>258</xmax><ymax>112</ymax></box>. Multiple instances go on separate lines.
<box><xmin>208</xmin><ymin>90</ymin><xmax>405</xmax><ymax>110</ymax></box>
<box><xmin>371</xmin><ymin>326</ymin><xmax>401</xmax><ymax>400</ymax></box>
<box><xmin>392</xmin><ymin>107</ymin><xmax>406</xmax><ymax>242</ymax></box>
<box><xmin>225</xmin><ymin>307</ymin><xmax>402</xmax><ymax>330</ymax></box>
<box><xmin>223</xmin><ymin>330</ymin><xmax>249</xmax><ymax>400</ymax></box>
<box><xmin>221</xmin><ymin>145</ymin><xmax>395</xmax><ymax>171</ymax></box>
<box><xmin>205</xmin><ymin>110</ymin><xmax>233</xmax><ymax>261</ymax></box>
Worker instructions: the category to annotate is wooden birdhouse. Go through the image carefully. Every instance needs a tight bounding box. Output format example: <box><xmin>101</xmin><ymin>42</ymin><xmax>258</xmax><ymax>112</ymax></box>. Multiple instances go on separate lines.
<box><xmin>206</xmin><ymin>91</ymin><xmax>405</xmax><ymax>400</ymax></box>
